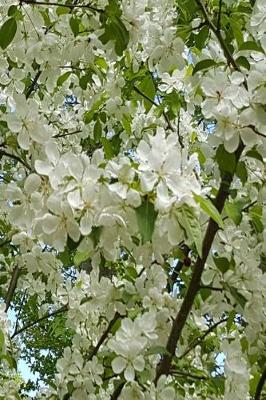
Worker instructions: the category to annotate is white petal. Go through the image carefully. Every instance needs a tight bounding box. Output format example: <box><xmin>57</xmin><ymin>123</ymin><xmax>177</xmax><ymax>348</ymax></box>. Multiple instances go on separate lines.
<box><xmin>80</xmin><ymin>213</ymin><xmax>93</xmax><ymax>236</ymax></box>
<box><xmin>42</xmin><ymin>214</ymin><xmax>60</xmax><ymax>234</ymax></box>
<box><xmin>111</xmin><ymin>357</ymin><xmax>126</xmax><ymax>374</ymax></box>
<box><xmin>124</xmin><ymin>364</ymin><xmax>135</xmax><ymax>382</ymax></box>
<box><xmin>67</xmin><ymin>190</ymin><xmax>83</xmax><ymax>209</ymax></box>
<box><xmin>133</xmin><ymin>355</ymin><xmax>145</xmax><ymax>372</ymax></box>
<box><xmin>6</xmin><ymin>114</ymin><xmax>22</xmax><ymax>132</ymax></box>
<box><xmin>35</xmin><ymin>160</ymin><xmax>53</xmax><ymax>176</ymax></box>
<box><xmin>53</xmin><ymin>228</ymin><xmax>67</xmax><ymax>252</ymax></box>
<box><xmin>45</xmin><ymin>141</ymin><xmax>60</xmax><ymax>165</ymax></box>
<box><xmin>24</xmin><ymin>174</ymin><xmax>41</xmax><ymax>194</ymax></box>
<box><xmin>67</xmin><ymin>155</ymin><xmax>83</xmax><ymax>181</ymax></box>
<box><xmin>140</xmin><ymin>171</ymin><xmax>157</xmax><ymax>192</ymax></box>
<box><xmin>240</xmin><ymin>128</ymin><xmax>258</xmax><ymax>147</ymax></box>
<box><xmin>67</xmin><ymin>219</ymin><xmax>80</xmax><ymax>242</ymax></box>
<box><xmin>224</xmin><ymin>133</ymin><xmax>239</xmax><ymax>153</ymax></box>
<box><xmin>17</xmin><ymin>130</ymin><xmax>30</xmax><ymax>150</ymax></box>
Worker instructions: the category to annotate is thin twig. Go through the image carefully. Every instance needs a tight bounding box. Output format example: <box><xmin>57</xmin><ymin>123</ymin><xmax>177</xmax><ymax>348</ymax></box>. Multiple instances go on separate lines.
<box><xmin>5</xmin><ymin>266</ymin><xmax>20</xmax><ymax>312</ymax></box>
<box><xmin>0</xmin><ymin>150</ymin><xmax>31</xmax><ymax>170</ymax></box>
<box><xmin>194</xmin><ymin>0</ymin><xmax>241</xmax><ymax>74</ymax></box>
<box><xmin>255</xmin><ymin>368</ymin><xmax>266</xmax><ymax>400</ymax></box>
<box><xmin>179</xmin><ymin>317</ymin><xmax>228</xmax><ymax>359</ymax></box>
<box><xmin>88</xmin><ymin>312</ymin><xmax>120</xmax><ymax>360</ymax></box>
<box><xmin>247</xmin><ymin>125</ymin><xmax>266</xmax><ymax>139</ymax></box>
<box><xmin>12</xmin><ymin>292</ymin><xmax>27</xmax><ymax>337</ymax></box>
<box><xmin>53</xmin><ymin>130</ymin><xmax>82</xmax><ymax>139</ymax></box>
<box><xmin>11</xmin><ymin>304</ymin><xmax>68</xmax><ymax>337</ymax></box>
<box><xmin>20</xmin><ymin>0</ymin><xmax>103</xmax><ymax>12</ymax></box>
<box><xmin>170</xmin><ymin>369</ymin><xmax>207</xmax><ymax>380</ymax></box>
<box><xmin>132</xmin><ymin>85</ymin><xmax>174</xmax><ymax>133</ymax></box>
<box><xmin>25</xmin><ymin>70</ymin><xmax>41</xmax><ymax>99</ymax></box>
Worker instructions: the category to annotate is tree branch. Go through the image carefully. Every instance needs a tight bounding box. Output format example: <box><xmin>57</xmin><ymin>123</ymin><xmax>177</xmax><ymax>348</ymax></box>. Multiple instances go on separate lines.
<box><xmin>132</xmin><ymin>85</ymin><xmax>175</xmax><ymax>134</ymax></box>
<box><xmin>111</xmin><ymin>381</ymin><xmax>125</xmax><ymax>400</ymax></box>
<box><xmin>217</xmin><ymin>0</ymin><xmax>223</xmax><ymax>32</ymax></box>
<box><xmin>88</xmin><ymin>312</ymin><xmax>120</xmax><ymax>360</ymax></box>
<box><xmin>5</xmin><ymin>266</ymin><xmax>20</xmax><ymax>312</ymax></box>
<box><xmin>0</xmin><ymin>149</ymin><xmax>31</xmax><ymax>170</ymax></box>
<box><xmin>154</xmin><ymin>141</ymin><xmax>244</xmax><ymax>383</ymax></box>
<box><xmin>53</xmin><ymin>129</ymin><xmax>82</xmax><ymax>139</ymax></box>
<box><xmin>247</xmin><ymin>125</ymin><xmax>266</xmax><ymax>139</ymax></box>
<box><xmin>11</xmin><ymin>304</ymin><xmax>68</xmax><ymax>337</ymax></box>
<box><xmin>179</xmin><ymin>317</ymin><xmax>228</xmax><ymax>359</ymax></box>
<box><xmin>194</xmin><ymin>0</ymin><xmax>241</xmax><ymax>73</ymax></box>
<box><xmin>20</xmin><ymin>0</ymin><xmax>104</xmax><ymax>12</ymax></box>
<box><xmin>25</xmin><ymin>70</ymin><xmax>41</xmax><ymax>99</ymax></box>
<box><xmin>255</xmin><ymin>368</ymin><xmax>266</xmax><ymax>400</ymax></box>
<box><xmin>170</xmin><ymin>369</ymin><xmax>207</xmax><ymax>380</ymax></box>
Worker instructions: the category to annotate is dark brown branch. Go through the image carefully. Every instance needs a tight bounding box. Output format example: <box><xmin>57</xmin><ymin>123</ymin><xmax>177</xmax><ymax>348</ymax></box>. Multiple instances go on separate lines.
<box><xmin>20</xmin><ymin>0</ymin><xmax>103</xmax><ymax>12</ymax></box>
<box><xmin>248</xmin><ymin>125</ymin><xmax>266</xmax><ymax>139</ymax></box>
<box><xmin>0</xmin><ymin>150</ymin><xmax>31</xmax><ymax>170</ymax></box>
<box><xmin>194</xmin><ymin>0</ymin><xmax>241</xmax><ymax>73</ymax></box>
<box><xmin>132</xmin><ymin>85</ymin><xmax>174</xmax><ymax>133</ymax></box>
<box><xmin>255</xmin><ymin>368</ymin><xmax>266</xmax><ymax>400</ymax></box>
<box><xmin>25</xmin><ymin>70</ymin><xmax>41</xmax><ymax>99</ymax></box>
<box><xmin>154</xmin><ymin>141</ymin><xmax>244</xmax><ymax>383</ymax></box>
<box><xmin>11</xmin><ymin>304</ymin><xmax>68</xmax><ymax>338</ymax></box>
<box><xmin>179</xmin><ymin>317</ymin><xmax>228</xmax><ymax>359</ymax></box>
<box><xmin>5</xmin><ymin>266</ymin><xmax>20</xmax><ymax>312</ymax></box>
<box><xmin>53</xmin><ymin>129</ymin><xmax>82</xmax><ymax>139</ymax></box>
<box><xmin>88</xmin><ymin>312</ymin><xmax>120</xmax><ymax>360</ymax></box>
<box><xmin>111</xmin><ymin>381</ymin><xmax>125</xmax><ymax>400</ymax></box>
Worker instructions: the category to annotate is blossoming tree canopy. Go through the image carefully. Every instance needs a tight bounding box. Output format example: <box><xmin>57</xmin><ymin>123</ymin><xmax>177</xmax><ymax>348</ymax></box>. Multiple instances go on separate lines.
<box><xmin>0</xmin><ymin>0</ymin><xmax>266</xmax><ymax>398</ymax></box>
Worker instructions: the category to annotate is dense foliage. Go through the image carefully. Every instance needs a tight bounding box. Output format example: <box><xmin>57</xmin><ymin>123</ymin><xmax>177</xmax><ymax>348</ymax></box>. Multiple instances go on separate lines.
<box><xmin>0</xmin><ymin>0</ymin><xmax>266</xmax><ymax>398</ymax></box>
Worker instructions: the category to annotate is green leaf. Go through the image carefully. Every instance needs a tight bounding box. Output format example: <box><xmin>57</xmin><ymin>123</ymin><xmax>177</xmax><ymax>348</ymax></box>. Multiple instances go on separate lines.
<box><xmin>0</xmin><ymin>353</ymin><xmax>17</xmax><ymax>370</ymax></box>
<box><xmin>69</xmin><ymin>17</ymin><xmax>79</xmax><ymax>36</ymax></box>
<box><xmin>146</xmin><ymin>346</ymin><xmax>170</xmax><ymax>356</ymax></box>
<box><xmin>135</xmin><ymin>197</ymin><xmax>157</xmax><ymax>244</ymax></box>
<box><xmin>213</xmin><ymin>256</ymin><xmax>230</xmax><ymax>274</ymax></box>
<box><xmin>228</xmin><ymin>286</ymin><xmax>247</xmax><ymax>308</ymax></box>
<box><xmin>7</xmin><ymin>5</ymin><xmax>22</xmax><ymax>20</ymax></box>
<box><xmin>246</xmin><ymin>148</ymin><xmax>264</xmax><ymax>163</ymax></box>
<box><xmin>177</xmin><ymin>205</ymin><xmax>203</xmax><ymax>257</ymax></box>
<box><xmin>215</xmin><ymin>145</ymin><xmax>236</xmax><ymax>174</ymax></box>
<box><xmin>236</xmin><ymin>161</ymin><xmax>248</xmax><ymax>185</ymax></box>
<box><xmin>56</xmin><ymin>6</ymin><xmax>70</xmax><ymax>15</ymax></box>
<box><xmin>99</xmin><ymin>16</ymin><xmax>129</xmax><ymax>56</ymax></box>
<box><xmin>138</xmin><ymin>74</ymin><xmax>156</xmax><ymax>111</ymax></box>
<box><xmin>195</xmin><ymin>25</ymin><xmax>209</xmax><ymax>50</ymax></box>
<box><xmin>239</xmin><ymin>40</ymin><xmax>264</xmax><ymax>53</ymax></box>
<box><xmin>194</xmin><ymin>194</ymin><xmax>224</xmax><ymax>229</ymax></box>
<box><xmin>74</xmin><ymin>250</ymin><xmax>90</xmax><ymax>266</ymax></box>
<box><xmin>0</xmin><ymin>329</ymin><xmax>4</xmax><ymax>353</ymax></box>
<box><xmin>193</xmin><ymin>59</ymin><xmax>217</xmax><ymax>75</ymax></box>
<box><xmin>0</xmin><ymin>18</ymin><xmax>17</xmax><ymax>50</ymax></box>
<box><xmin>258</xmin><ymin>253</ymin><xmax>266</xmax><ymax>273</ymax></box>
<box><xmin>93</xmin><ymin>120</ymin><xmax>102</xmax><ymax>142</ymax></box>
<box><xmin>249</xmin><ymin>205</ymin><xmax>263</xmax><ymax>233</ymax></box>
<box><xmin>57</xmin><ymin>71</ymin><xmax>71</xmax><ymax>87</ymax></box>
<box><xmin>236</xmin><ymin>56</ymin><xmax>250</xmax><ymax>70</ymax></box>
<box><xmin>225</xmin><ymin>201</ymin><xmax>242</xmax><ymax>225</ymax></box>
<box><xmin>101</xmin><ymin>135</ymin><xmax>121</xmax><ymax>159</ymax></box>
